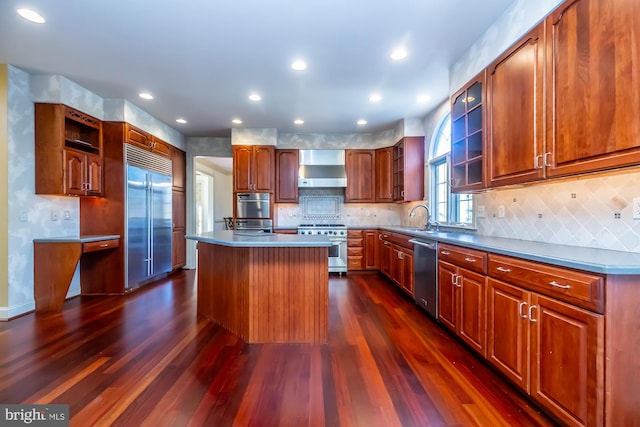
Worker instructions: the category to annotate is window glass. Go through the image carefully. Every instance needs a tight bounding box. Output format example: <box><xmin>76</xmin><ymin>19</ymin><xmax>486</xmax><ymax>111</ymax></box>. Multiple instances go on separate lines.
<box><xmin>429</xmin><ymin>112</ymin><xmax>474</xmax><ymax>227</ymax></box>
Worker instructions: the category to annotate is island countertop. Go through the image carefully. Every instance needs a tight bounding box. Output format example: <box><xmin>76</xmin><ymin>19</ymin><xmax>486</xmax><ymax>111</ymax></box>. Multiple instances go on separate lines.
<box><xmin>186</xmin><ymin>230</ymin><xmax>333</xmax><ymax>247</ymax></box>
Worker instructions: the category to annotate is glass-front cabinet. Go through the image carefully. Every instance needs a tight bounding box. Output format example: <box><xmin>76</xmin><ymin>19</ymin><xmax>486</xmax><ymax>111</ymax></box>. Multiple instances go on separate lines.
<box><xmin>451</xmin><ymin>71</ymin><xmax>485</xmax><ymax>192</ymax></box>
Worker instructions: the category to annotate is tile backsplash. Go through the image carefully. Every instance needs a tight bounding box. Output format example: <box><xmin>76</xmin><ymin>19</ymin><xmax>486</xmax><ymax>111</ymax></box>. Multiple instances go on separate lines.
<box><xmin>475</xmin><ymin>170</ymin><xmax>640</xmax><ymax>253</ymax></box>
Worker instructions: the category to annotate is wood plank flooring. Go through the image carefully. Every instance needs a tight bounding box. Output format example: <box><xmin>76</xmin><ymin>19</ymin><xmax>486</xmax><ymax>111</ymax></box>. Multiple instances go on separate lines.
<box><xmin>0</xmin><ymin>270</ymin><xmax>556</xmax><ymax>426</ymax></box>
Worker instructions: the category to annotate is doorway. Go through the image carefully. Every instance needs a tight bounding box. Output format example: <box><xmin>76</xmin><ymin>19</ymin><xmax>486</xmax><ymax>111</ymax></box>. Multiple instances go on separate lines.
<box><xmin>193</xmin><ymin>156</ymin><xmax>233</xmax><ymax>231</ymax></box>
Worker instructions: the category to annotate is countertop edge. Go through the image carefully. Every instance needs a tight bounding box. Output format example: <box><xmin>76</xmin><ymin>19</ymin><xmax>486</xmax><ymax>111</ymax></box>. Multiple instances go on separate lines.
<box><xmin>34</xmin><ymin>235</ymin><xmax>121</xmax><ymax>243</ymax></box>
<box><xmin>186</xmin><ymin>231</ymin><xmax>333</xmax><ymax>248</ymax></box>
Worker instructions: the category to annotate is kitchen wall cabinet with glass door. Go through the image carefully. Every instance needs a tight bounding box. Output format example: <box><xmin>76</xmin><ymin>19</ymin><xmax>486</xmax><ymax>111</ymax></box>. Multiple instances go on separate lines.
<box><xmin>392</xmin><ymin>137</ymin><xmax>424</xmax><ymax>202</ymax></box>
<box><xmin>451</xmin><ymin>71</ymin><xmax>486</xmax><ymax>192</ymax></box>
<box><xmin>233</xmin><ymin>145</ymin><xmax>275</xmax><ymax>193</ymax></box>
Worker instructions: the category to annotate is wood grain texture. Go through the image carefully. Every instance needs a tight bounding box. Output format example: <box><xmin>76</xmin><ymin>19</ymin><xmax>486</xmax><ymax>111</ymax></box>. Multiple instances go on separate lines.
<box><xmin>197</xmin><ymin>243</ymin><xmax>329</xmax><ymax>343</ymax></box>
<box><xmin>33</xmin><ymin>242</ymin><xmax>82</xmax><ymax>312</ymax></box>
<box><xmin>0</xmin><ymin>270</ymin><xmax>556</xmax><ymax>426</ymax></box>
<box><xmin>275</xmin><ymin>149</ymin><xmax>299</xmax><ymax>203</ymax></box>
<box><xmin>345</xmin><ymin>149</ymin><xmax>376</xmax><ymax>203</ymax></box>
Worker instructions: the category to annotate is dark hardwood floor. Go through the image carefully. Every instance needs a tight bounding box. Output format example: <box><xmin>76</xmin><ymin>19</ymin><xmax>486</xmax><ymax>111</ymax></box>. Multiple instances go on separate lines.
<box><xmin>0</xmin><ymin>270</ymin><xmax>555</xmax><ymax>426</ymax></box>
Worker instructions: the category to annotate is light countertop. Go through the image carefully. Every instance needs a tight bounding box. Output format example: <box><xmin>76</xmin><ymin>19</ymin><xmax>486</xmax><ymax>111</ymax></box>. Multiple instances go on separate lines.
<box><xmin>187</xmin><ymin>230</ymin><xmax>333</xmax><ymax>247</ymax></box>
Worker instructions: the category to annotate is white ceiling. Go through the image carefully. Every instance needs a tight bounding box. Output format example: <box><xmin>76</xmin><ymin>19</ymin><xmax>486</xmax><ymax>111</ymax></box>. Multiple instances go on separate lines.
<box><xmin>0</xmin><ymin>0</ymin><xmax>514</xmax><ymax>137</ymax></box>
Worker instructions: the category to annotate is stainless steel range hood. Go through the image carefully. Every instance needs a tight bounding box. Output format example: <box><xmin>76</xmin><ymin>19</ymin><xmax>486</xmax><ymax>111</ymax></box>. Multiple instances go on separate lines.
<box><xmin>298</xmin><ymin>149</ymin><xmax>347</xmax><ymax>188</ymax></box>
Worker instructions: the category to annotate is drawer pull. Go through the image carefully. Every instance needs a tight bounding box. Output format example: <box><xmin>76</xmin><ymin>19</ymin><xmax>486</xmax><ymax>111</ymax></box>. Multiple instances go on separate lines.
<box><xmin>441</xmin><ymin>250</ymin><xmax>451</xmax><ymax>255</ymax></box>
<box><xmin>528</xmin><ymin>305</ymin><xmax>538</xmax><ymax>322</ymax></box>
<box><xmin>519</xmin><ymin>302</ymin><xmax>528</xmax><ymax>319</ymax></box>
<box><xmin>464</xmin><ymin>257</ymin><xmax>476</xmax><ymax>263</ymax></box>
<box><xmin>378</xmin><ymin>234</ymin><xmax>382</xmax><ymax>240</ymax></box>
<box><xmin>99</xmin><ymin>243</ymin><xmax>109</xmax><ymax>248</ymax></box>
<box><xmin>496</xmin><ymin>266</ymin><xmax>511</xmax><ymax>273</ymax></box>
<box><xmin>550</xmin><ymin>281</ymin><xmax>571</xmax><ymax>289</ymax></box>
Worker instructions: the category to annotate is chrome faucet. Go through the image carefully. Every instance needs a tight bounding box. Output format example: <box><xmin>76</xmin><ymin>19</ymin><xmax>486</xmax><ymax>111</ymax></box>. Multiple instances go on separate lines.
<box><xmin>409</xmin><ymin>203</ymin><xmax>438</xmax><ymax>231</ymax></box>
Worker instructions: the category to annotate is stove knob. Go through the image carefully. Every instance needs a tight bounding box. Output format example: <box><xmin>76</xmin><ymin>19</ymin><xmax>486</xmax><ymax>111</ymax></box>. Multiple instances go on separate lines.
<box><xmin>324</xmin><ymin>231</ymin><xmax>329</xmax><ymax>235</ymax></box>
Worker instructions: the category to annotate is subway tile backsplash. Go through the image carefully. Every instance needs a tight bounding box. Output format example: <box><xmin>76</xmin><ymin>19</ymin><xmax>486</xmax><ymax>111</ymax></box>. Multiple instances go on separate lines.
<box><xmin>475</xmin><ymin>170</ymin><xmax>640</xmax><ymax>253</ymax></box>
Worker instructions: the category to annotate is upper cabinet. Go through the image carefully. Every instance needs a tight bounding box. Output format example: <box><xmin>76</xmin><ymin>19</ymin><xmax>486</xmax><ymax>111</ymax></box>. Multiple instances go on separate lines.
<box><xmin>35</xmin><ymin>103</ymin><xmax>104</xmax><ymax>197</ymax></box>
<box><xmin>451</xmin><ymin>71</ymin><xmax>486</xmax><ymax>192</ymax></box>
<box><xmin>345</xmin><ymin>149</ymin><xmax>375</xmax><ymax>202</ymax></box>
<box><xmin>375</xmin><ymin>146</ymin><xmax>394</xmax><ymax>202</ymax></box>
<box><xmin>124</xmin><ymin>124</ymin><xmax>171</xmax><ymax>158</ymax></box>
<box><xmin>275</xmin><ymin>149</ymin><xmax>299</xmax><ymax>203</ymax></box>
<box><xmin>233</xmin><ymin>145</ymin><xmax>275</xmax><ymax>193</ymax></box>
<box><xmin>171</xmin><ymin>147</ymin><xmax>186</xmax><ymax>192</ymax></box>
<box><xmin>487</xmin><ymin>24</ymin><xmax>545</xmax><ymax>187</ymax></box>
<box><xmin>393</xmin><ymin>137</ymin><xmax>425</xmax><ymax>202</ymax></box>
<box><xmin>545</xmin><ymin>0</ymin><xmax>640</xmax><ymax>178</ymax></box>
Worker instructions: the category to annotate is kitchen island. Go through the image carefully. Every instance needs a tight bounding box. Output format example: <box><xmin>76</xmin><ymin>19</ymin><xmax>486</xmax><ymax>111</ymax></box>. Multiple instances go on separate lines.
<box><xmin>186</xmin><ymin>231</ymin><xmax>331</xmax><ymax>343</ymax></box>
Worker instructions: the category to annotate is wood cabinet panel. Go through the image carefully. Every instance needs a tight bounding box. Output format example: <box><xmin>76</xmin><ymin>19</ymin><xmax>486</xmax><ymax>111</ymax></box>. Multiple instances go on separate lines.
<box><xmin>172</xmin><ymin>191</ymin><xmax>186</xmax><ymax>229</ymax></box>
<box><xmin>393</xmin><ymin>137</ymin><xmax>425</xmax><ymax>202</ymax></box>
<box><xmin>233</xmin><ymin>145</ymin><xmax>275</xmax><ymax>193</ymax></box>
<box><xmin>530</xmin><ymin>294</ymin><xmax>604</xmax><ymax>427</ymax></box>
<box><xmin>253</xmin><ymin>146</ymin><xmax>275</xmax><ymax>192</ymax></box>
<box><xmin>458</xmin><ymin>267</ymin><xmax>487</xmax><ymax>356</ymax></box>
<box><xmin>82</xmin><ymin>239</ymin><xmax>120</xmax><ymax>253</ymax></box>
<box><xmin>379</xmin><ymin>236</ymin><xmax>391</xmax><ymax>277</ymax></box>
<box><xmin>172</xmin><ymin>147</ymin><xmax>186</xmax><ymax>191</ymax></box>
<box><xmin>438</xmin><ymin>243</ymin><xmax>487</xmax><ymax>275</ymax></box>
<box><xmin>363</xmin><ymin>230</ymin><xmax>379</xmax><ymax>270</ymax></box>
<box><xmin>233</xmin><ymin>146</ymin><xmax>253</xmax><ymax>192</ymax></box>
<box><xmin>275</xmin><ymin>149</ymin><xmax>299</xmax><ymax>203</ymax></box>
<box><xmin>172</xmin><ymin>229</ymin><xmax>186</xmax><ymax>270</ymax></box>
<box><xmin>345</xmin><ymin>150</ymin><xmax>375</xmax><ymax>202</ymax></box>
<box><xmin>487</xmin><ymin>278</ymin><xmax>531</xmax><ymax>392</ymax></box>
<box><xmin>375</xmin><ymin>147</ymin><xmax>394</xmax><ymax>202</ymax></box>
<box><xmin>487</xmin><ymin>24</ymin><xmax>546</xmax><ymax>187</ymax></box>
<box><xmin>151</xmin><ymin>137</ymin><xmax>172</xmax><ymax>157</ymax></box>
<box><xmin>438</xmin><ymin>260</ymin><xmax>458</xmax><ymax>331</ymax></box>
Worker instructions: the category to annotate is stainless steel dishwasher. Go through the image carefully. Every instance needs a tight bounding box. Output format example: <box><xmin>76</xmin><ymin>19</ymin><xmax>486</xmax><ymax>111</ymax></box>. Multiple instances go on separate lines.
<box><xmin>410</xmin><ymin>238</ymin><xmax>438</xmax><ymax>318</ymax></box>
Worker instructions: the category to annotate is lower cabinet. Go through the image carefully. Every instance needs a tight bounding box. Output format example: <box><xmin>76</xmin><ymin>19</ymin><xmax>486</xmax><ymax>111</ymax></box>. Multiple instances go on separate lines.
<box><xmin>347</xmin><ymin>229</ymin><xmax>379</xmax><ymax>271</ymax></box>
<box><xmin>379</xmin><ymin>231</ymin><xmax>414</xmax><ymax>296</ymax></box>
<box><xmin>487</xmin><ymin>278</ymin><xmax>604</xmax><ymax>427</ymax></box>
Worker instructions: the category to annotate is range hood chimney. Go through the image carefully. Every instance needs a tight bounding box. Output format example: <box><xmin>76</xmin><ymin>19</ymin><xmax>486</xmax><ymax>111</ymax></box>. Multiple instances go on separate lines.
<box><xmin>298</xmin><ymin>149</ymin><xmax>347</xmax><ymax>188</ymax></box>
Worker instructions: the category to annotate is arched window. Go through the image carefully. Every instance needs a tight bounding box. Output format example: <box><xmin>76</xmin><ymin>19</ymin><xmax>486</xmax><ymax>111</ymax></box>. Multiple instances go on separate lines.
<box><xmin>429</xmin><ymin>112</ymin><xmax>474</xmax><ymax>226</ymax></box>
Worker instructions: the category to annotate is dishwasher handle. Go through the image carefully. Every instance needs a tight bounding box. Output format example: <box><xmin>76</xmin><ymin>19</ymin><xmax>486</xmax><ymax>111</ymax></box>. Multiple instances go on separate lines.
<box><xmin>409</xmin><ymin>239</ymin><xmax>437</xmax><ymax>250</ymax></box>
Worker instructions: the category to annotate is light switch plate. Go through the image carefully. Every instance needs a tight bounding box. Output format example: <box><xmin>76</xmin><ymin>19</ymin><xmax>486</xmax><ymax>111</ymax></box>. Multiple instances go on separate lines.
<box><xmin>51</xmin><ymin>210</ymin><xmax>58</xmax><ymax>221</ymax></box>
<box><xmin>633</xmin><ymin>197</ymin><xmax>640</xmax><ymax>220</ymax></box>
<box><xmin>498</xmin><ymin>205</ymin><xmax>506</xmax><ymax>218</ymax></box>
<box><xmin>477</xmin><ymin>205</ymin><xmax>485</xmax><ymax>218</ymax></box>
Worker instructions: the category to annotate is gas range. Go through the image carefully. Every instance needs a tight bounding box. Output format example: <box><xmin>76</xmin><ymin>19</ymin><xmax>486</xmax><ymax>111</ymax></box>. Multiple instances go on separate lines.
<box><xmin>297</xmin><ymin>223</ymin><xmax>347</xmax><ymax>237</ymax></box>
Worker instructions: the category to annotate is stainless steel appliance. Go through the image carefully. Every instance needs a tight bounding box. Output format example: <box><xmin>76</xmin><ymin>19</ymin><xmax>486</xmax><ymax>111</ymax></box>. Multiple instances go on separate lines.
<box><xmin>125</xmin><ymin>151</ymin><xmax>173</xmax><ymax>290</ymax></box>
<box><xmin>236</xmin><ymin>193</ymin><xmax>271</xmax><ymax>219</ymax></box>
<box><xmin>410</xmin><ymin>238</ymin><xmax>438</xmax><ymax>318</ymax></box>
<box><xmin>234</xmin><ymin>219</ymin><xmax>273</xmax><ymax>234</ymax></box>
<box><xmin>298</xmin><ymin>150</ymin><xmax>347</xmax><ymax>188</ymax></box>
<box><xmin>298</xmin><ymin>223</ymin><xmax>347</xmax><ymax>273</ymax></box>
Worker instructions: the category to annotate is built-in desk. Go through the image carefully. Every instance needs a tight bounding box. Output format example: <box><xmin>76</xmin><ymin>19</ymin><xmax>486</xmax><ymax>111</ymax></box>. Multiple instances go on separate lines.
<box><xmin>33</xmin><ymin>235</ymin><xmax>120</xmax><ymax>313</ymax></box>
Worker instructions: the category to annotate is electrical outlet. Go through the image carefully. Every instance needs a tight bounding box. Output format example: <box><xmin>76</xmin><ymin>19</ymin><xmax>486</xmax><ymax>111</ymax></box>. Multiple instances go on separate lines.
<box><xmin>19</xmin><ymin>211</ymin><xmax>28</xmax><ymax>222</ymax></box>
<box><xmin>51</xmin><ymin>211</ymin><xmax>58</xmax><ymax>221</ymax></box>
<box><xmin>633</xmin><ymin>197</ymin><xmax>640</xmax><ymax>220</ymax></box>
<box><xmin>365</xmin><ymin>210</ymin><xmax>370</xmax><ymax>217</ymax></box>
<box><xmin>64</xmin><ymin>211</ymin><xmax>71</xmax><ymax>220</ymax></box>
<box><xmin>498</xmin><ymin>205</ymin><xmax>506</xmax><ymax>218</ymax></box>
<box><xmin>477</xmin><ymin>205</ymin><xmax>485</xmax><ymax>218</ymax></box>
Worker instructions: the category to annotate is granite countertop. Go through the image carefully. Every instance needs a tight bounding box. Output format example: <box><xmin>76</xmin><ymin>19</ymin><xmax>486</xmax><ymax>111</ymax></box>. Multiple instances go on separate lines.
<box><xmin>378</xmin><ymin>226</ymin><xmax>640</xmax><ymax>275</ymax></box>
<box><xmin>33</xmin><ymin>234</ymin><xmax>121</xmax><ymax>243</ymax></box>
<box><xmin>187</xmin><ymin>230</ymin><xmax>333</xmax><ymax>247</ymax></box>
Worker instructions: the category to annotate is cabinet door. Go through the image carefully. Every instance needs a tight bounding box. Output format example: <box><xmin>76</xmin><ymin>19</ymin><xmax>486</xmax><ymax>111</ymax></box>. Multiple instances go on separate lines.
<box><xmin>457</xmin><ymin>267</ymin><xmax>487</xmax><ymax>356</ymax></box>
<box><xmin>487</xmin><ymin>24</ymin><xmax>545</xmax><ymax>187</ymax></box>
<box><xmin>402</xmin><ymin>249</ymin><xmax>414</xmax><ymax>296</ymax></box>
<box><xmin>172</xmin><ymin>148</ymin><xmax>186</xmax><ymax>191</ymax></box>
<box><xmin>345</xmin><ymin>150</ymin><xmax>375</xmax><ymax>202</ymax></box>
<box><xmin>530</xmin><ymin>294</ymin><xmax>604</xmax><ymax>427</ymax></box>
<box><xmin>375</xmin><ymin>147</ymin><xmax>393</xmax><ymax>202</ymax></box>
<box><xmin>400</xmin><ymin>137</ymin><xmax>425</xmax><ymax>202</ymax></box>
<box><xmin>172</xmin><ymin>229</ymin><xmax>186</xmax><ymax>270</ymax></box>
<box><xmin>275</xmin><ymin>149</ymin><xmax>299</xmax><ymax>202</ymax></box>
<box><xmin>172</xmin><ymin>190</ymin><xmax>186</xmax><ymax>229</ymax></box>
<box><xmin>63</xmin><ymin>149</ymin><xmax>86</xmax><ymax>196</ymax></box>
<box><xmin>487</xmin><ymin>278</ymin><xmax>531</xmax><ymax>392</ymax></box>
<box><xmin>363</xmin><ymin>230</ymin><xmax>379</xmax><ymax>270</ymax></box>
<box><xmin>151</xmin><ymin>137</ymin><xmax>172</xmax><ymax>158</ymax></box>
<box><xmin>253</xmin><ymin>146</ymin><xmax>275</xmax><ymax>192</ymax></box>
<box><xmin>125</xmin><ymin>124</ymin><xmax>151</xmax><ymax>150</ymax></box>
<box><xmin>438</xmin><ymin>260</ymin><xmax>458</xmax><ymax>331</ymax></box>
<box><xmin>379</xmin><ymin>238</ymin><xmax>392</xmax><ymax>278</ymax></box>
<box><xmin>85</xmin><ymin>153</ymin><xmax>103</xmax><ymax>196</ymax></box>
<box><xmin>233</xmin><ymin>146</ymin><xmax>253</xmax><ymax>192</ymax></box>
<box><xmin>390</xmin><ymin>246</ymin><xmax>403</xmax><ymax>288</ymax></box>
<box><xmin>546</xmin><ymin>0</ymin><xmax>640</xmax><ymax>178</ymax></box>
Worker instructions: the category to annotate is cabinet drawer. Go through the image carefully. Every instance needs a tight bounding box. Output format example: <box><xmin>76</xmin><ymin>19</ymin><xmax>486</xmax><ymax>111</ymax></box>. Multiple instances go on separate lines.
<box><xmin>347</xmin><ymin>238</ymin><xmax>363</xmax><ymax>247</ymax></box>
<box><xmin>348</xmin><ymin>247</ymin><xmax>363</xmax><ymax>256</ymax></box>
<box><xmin>82</xmin><ymin>238</ymin><xmax>120</xmax><ymax>253</ymax></box>
<box><xmin>385</xmin><ymin>232</ymin><xmax>413</xmax><ymax>250</ymax></box>
<box><xmin>439</xmin><ymin>243</ymin><xmax>487</xmax><ymax>274</ymax></box>
<box><xmin>347</xmin><ymin>229</ymin><xmax>364</xmax><ymax>238</ymax></box>
<box><xmin>348</xmin><ymin>256</ymin><xmax>364</xmax><ymax>270</ymax></box>
<box><xmin>488</xmin><ymin>254</ymin><xmax>604</xmax><ymax>313</ymax></box>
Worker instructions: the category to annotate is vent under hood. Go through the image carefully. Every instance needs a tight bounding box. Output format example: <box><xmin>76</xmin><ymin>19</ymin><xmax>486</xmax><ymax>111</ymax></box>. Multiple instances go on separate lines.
<box><xmin>298</xmin><ymin>150</ymin><xmax>347</xmax><ymax>188</ymax></box>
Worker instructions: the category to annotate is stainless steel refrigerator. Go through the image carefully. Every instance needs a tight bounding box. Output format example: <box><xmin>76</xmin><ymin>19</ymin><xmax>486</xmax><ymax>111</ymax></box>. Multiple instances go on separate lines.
<box><xmin>126</xmin><ymin>164</ymin><xmax>172</xmax><ymax>290</ymax></box>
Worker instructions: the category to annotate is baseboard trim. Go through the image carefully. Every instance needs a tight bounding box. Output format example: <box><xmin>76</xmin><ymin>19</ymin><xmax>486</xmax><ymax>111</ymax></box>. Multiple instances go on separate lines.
<box><xmin>0</xmin><ymin>301</ymin><xmax>36</xmax><ymax>321</ymax></box>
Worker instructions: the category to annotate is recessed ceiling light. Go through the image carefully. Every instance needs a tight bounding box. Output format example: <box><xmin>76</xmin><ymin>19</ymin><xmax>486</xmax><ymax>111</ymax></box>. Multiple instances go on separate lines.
<box><xmin>390</xmin><ymin>48</ymin><xmax>407</xmax><ymax>60</ymax></box>
<box><xmin>248</xmin><ymin>94</ymin><xmax>261</xmax><ymax>101</ymax></box>
<box><xmin>294</xmin><ymin>119</ymin><xmax>304</xmax><ymax>125</ymax></box>
<box><xmin>17</xmin><ymin>8</ymin><xmax>45</xmax><ymax>24</ymax></box>
<box><xmin>291</xmin><ymin>60</ymin><xmax>307</xmax><ymax>71</ymax></box>
<box><xmin>139</xmin><ymin>92</ymin><xmax>153</xmax><ymax>100</ymax></box>
<box><xmin>357</xmin><ymin>119</ymin><xmax>367</xmax><ymax>126</ymax></box>
<box><xmin>176</xmin><ymin>118</ymin><xmax>187</xmax><ymax>124</ymax></box>
<box><xmin>369</xmin><ymin>94</ymin><xmax>382</xmax><ymax>102</ymax></box>
<box><xmin>417</xmin><ymin>94</ymin><xmax>431</xmax><ymax>103</ymax></box>
<box><xmin>232</xmin><ymin>118</ymin><xmax>243</xmax><ymax>124</ymax></box>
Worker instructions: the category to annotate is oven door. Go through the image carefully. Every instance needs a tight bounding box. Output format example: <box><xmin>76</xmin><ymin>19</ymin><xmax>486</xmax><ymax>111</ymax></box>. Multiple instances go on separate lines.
<box><xmin>236</xmin><ymin>193</ymin><xmax>270</xmax><ymax>219</ymax></box>
<box><xmin>328</xmin><ymin>239</ymin><xmax>347</xmax><ymax>273</ymax></box>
